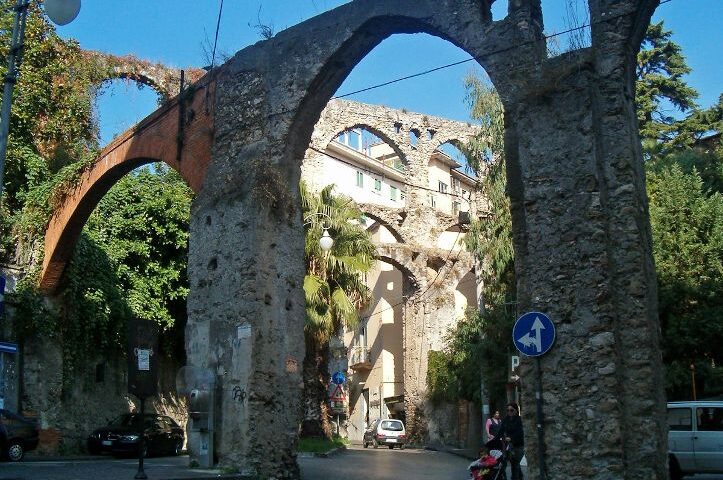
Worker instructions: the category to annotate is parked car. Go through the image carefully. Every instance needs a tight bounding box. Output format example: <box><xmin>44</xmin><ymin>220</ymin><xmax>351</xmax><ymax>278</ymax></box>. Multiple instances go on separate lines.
<box><xmin>668</xmin><ymin>401</ymin><xmax>723</xmax><ymax>479</ymax></box>
<box><xmin>87</xmin><ymin>413</ymin><xmax>184</xmax><ymax>457</ymax></box>
<box><xmin>0</xmin><ymin>409</ymin><xmax>40</xmax><ymax>462</ymax></box>
<box><xmin>363</xmin><ymin>418</ymin><xmax>406</xmax><ymax>449</ymax></box>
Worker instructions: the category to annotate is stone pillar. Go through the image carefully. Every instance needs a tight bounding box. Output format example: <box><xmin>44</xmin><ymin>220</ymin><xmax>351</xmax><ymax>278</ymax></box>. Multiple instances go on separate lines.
<box><xmin>186</xmin><ymin>70</ymin><xmax>305</xmax><ymax>479</ymax></box>
<box><xmin>494</xmin><ymin>39</ymin><xmax>667</xmax><ymax>480</ymax></box>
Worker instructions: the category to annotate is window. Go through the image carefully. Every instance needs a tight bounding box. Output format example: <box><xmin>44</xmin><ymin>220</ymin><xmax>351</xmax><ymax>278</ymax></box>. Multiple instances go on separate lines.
<box><xmin>438</xmin><ymin>181</ymin><xmax>448</xmax><ymax>194</ymax></box>
<box><xmin>375</xmin><ymin>179</ymin><xmax>382</xmax><ymax>191</ymax></box>
<box><xmin>390</xmin><ymin>186</ymin><xmax>398</xmax><ymax>201</ymax></box>
<box><xmin>427</xmin><ymin>193</ymin><xmax>436</xmax><ymax>208</ymax></box>
<box><xmin>697</xmin><ymin>407</ymin><xmax>723</xmax><ymax>431</ymax></box>
<box><xmin>356</xmin><ymin>171</ymin><xmax>363</xmax><ymax>187</ymax></box>
<box><xmin>452</xmin><ymin>177</ymin><xmax>461</xmax><ymax>193</ymax></box>
<box><xmin>667</xmin><ymin>408</ymin><xmax>692</xmax><ymax>431</ymax></box>
<box><xmin>452</xmin><ymin>201</ymin><xmax>461</xmax><ymax>215</ymax></box>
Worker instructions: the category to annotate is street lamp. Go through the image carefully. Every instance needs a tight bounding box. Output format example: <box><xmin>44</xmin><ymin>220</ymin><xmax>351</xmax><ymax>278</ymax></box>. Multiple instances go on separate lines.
<box><xmin>304</xmin><ymin>212</ymin><xmax>334</xmax><ymax>252</ymax></box>
<box><xmin>0</xmin><ymin>0</ymin><xmax>81</xmax><ymax>201</ymax></box>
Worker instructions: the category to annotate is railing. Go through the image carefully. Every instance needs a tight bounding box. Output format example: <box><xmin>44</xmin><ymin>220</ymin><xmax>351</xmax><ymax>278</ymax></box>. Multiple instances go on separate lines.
<box><xmin>349</xmin><ymin>345</ymin><xmax>372</xmax><ymax>370</ymax></box>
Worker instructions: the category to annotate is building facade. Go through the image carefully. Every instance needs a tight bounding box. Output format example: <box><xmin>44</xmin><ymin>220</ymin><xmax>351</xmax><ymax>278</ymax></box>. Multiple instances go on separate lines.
<box><xmin>302</xmin><ymin>99</ymin><xmax>483</xmax><ymax>445</ymax></box>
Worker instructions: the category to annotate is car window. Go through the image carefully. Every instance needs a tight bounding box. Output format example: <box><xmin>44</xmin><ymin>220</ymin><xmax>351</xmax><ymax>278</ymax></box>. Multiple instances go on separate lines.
<box><xmin>668</xmin><ymin>408</ymin><xmax>692</xmax><ymax>431</ymax></box>
<box><xmin>697</xmin><ymin>407</ymin><xmax>723</xmax><ymax>431</ymax></box>
<box><xmin>381</xmin><ymin>420</ymin><xmax>403</xmax><ymax>431</ymax></box>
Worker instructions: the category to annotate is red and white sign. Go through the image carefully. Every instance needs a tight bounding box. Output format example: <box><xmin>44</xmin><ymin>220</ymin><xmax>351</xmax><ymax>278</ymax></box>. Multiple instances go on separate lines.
<box><xmin>329</xmin><ymin>384</ymin><xmax>346</xmax><ymax>402</ymax></box>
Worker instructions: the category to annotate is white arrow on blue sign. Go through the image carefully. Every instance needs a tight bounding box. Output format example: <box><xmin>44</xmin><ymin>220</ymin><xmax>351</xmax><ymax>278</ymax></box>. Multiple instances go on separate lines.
<box><xmin>331</xmin><ymin>371</ymin><xmax>346</xmax><ymax>385</ymax></box>
<box><xmin>512</xmin><ymin>312</ymin><xmax>556</xmax><ymax>357</ymax></box>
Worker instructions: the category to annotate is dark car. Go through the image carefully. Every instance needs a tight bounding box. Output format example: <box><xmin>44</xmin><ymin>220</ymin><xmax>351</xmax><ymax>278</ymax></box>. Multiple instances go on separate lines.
<box><xmin>87</xmin><ymin>413</ymin><xmax>184</xmax><ymax>457</ymax></box>
<box><xmin>0</xmin><ymin>409</ymin><xmax>40</xmax><ymax>461</ymax></box>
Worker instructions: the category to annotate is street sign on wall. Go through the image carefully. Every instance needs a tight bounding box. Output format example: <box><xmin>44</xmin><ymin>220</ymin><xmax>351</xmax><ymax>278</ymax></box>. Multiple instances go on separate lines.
<box><xmin>512</xmin><ymin>311</ymin><xmax>556</xmax><ymax>357</ymax></box>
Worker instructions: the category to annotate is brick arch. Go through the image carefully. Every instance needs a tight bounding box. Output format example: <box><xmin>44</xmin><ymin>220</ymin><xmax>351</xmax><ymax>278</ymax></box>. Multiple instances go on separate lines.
<box><xmin>40</xmin><ymin>75</ymin><xmax>215</xmax><ymax>293</ymax></box>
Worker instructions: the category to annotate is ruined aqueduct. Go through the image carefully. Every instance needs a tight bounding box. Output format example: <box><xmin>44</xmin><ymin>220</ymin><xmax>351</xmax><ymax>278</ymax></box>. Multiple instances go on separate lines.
<box><xmin>40</xmin><ymin>1</ymin><xmax>665</xmax><ymax>478</ymax></box>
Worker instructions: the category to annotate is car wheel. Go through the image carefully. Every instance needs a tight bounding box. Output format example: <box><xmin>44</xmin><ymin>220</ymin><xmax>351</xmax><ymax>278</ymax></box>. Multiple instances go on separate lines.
<box><xmin>7</xmin><ymin>441</ymin><xmax>25</xmax><ymax>462</ymax></box>
<box><xmin>388</xmin><ymin>445</ymin><xmax>394</xmax><ymax>449</ymax></box>
<box><xmin>669</xmin><ymin>455</ymin><xmax>683</xmax><ymax>480</ymax></box>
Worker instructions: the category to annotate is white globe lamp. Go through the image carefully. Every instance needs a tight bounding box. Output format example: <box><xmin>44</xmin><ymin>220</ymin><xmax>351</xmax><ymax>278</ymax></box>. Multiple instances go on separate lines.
<box><xmin>44</xmin><ymin>0</ymin><xmax>81</xmax><ymax>26</ymax></box>
<box><xmin>319</xmin><ymin>229</ymin><xmax>334</xmax><ymax>252</ymax></box>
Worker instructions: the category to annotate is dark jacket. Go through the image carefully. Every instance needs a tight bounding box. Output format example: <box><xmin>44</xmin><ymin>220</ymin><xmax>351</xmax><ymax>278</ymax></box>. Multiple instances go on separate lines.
<box><xmin>495</xmin><ymin>414</ymin><xmax>524</xmax><ymax>447</ymax></box>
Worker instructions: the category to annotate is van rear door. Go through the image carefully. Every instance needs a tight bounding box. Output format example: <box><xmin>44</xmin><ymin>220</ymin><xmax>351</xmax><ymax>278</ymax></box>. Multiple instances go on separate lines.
<box><xmin>694</xmin><ymin>406</ymin><xmax>723</xmax><ymax>472</ymax></box>
<box><xmin>668</xmin><ymin>406</ymin><xmax>696</xmax><ymax>471</ymax></box>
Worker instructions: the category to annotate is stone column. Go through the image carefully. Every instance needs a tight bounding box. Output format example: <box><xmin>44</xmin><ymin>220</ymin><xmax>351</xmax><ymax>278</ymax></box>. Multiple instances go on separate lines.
<box><xmin>186</xmin><ymin>69</ymin><xmax>305</xmax><ymax>479</ymax></box>
<box><xmin>492</xmin><ymin>37</ymin><xmax>667</xmax><ymax>480</ymax></box>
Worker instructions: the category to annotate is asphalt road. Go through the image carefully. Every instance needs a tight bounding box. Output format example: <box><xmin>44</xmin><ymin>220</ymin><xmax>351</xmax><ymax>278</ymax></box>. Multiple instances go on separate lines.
<box><xmin>300</xmin><ymin>445</ymin><xmax>472</xmax><ymax>480</ymax></box>
<box><xmin>0</xmin><ymin>447</ymin><xmax>472</xmax><ymax>480</ymax></box>
<box><xmin>2</xmin><ymin>448</ymin><xmax>721</xmax><ymax>480</ymax></box>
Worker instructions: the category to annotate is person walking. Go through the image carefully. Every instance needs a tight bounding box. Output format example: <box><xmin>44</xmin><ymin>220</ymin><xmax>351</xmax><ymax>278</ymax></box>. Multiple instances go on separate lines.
<box><xmin>494</xmin><ymin>402</ymin><xmax>525</xmax><ymax>480</ymax></box>
<box><xmin>485</xmin><ymin>410</ymin><xmax>502</xmax><ymax>443</ymax></box>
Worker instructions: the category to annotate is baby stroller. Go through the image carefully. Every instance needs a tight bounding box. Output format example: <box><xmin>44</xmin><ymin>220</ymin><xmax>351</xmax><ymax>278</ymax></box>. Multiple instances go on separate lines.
<box><xmin>483</xmin><ymin>438</ymin><xmax>511</xmax><ymax>480</ymax></box>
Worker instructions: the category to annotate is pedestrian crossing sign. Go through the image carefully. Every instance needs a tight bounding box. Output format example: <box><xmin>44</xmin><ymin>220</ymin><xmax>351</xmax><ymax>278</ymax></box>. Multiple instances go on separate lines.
<box><xmin>329</xmin><ymin>384</ymin><xmax>346</xmax><ymax>402</ymax></box>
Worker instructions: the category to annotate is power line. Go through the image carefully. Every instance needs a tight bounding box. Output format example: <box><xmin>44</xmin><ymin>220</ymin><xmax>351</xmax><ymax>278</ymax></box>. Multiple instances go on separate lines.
<box><xmin>91</xmin><ymin>0</ymin><xmax>675</xmax><ymax>192</ymax></box>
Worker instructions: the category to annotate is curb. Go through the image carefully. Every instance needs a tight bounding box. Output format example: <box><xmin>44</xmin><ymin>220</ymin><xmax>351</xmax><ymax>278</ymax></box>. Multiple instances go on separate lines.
<box><xmin>297</xmin><ymin>445</ymin><xmax>347</xmax><ymax>458</ymax></box>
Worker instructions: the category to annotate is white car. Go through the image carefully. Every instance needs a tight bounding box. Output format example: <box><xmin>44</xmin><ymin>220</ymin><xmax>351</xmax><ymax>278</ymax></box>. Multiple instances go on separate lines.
<box><xmin>668</xmin><ymin>401</ymin><xmax>723</xmax><ymax>479</ymax></box>
<box><xmin>363</xmin><ymin>419</ymin><xmax>406</xmax><ymax>449</ymax></box>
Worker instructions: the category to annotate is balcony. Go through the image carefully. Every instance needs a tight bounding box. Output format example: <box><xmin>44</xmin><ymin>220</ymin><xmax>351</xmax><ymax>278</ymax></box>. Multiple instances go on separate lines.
<box><xmin>349</xmin><ymin>346</ymin><xmax>372</xmax><ymax>372</ymax></box>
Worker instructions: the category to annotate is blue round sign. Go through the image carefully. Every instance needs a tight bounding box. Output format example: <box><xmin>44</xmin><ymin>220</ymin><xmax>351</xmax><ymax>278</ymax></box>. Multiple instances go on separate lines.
<box><xmin>512</xmin><ymin>312</ymin><xmax>556</xmax><ymax>357</ymax></box>
<box><xmin>331</xmin><ymin>371</ymin><xmax>346</xmax><ymax>385</ymax></box>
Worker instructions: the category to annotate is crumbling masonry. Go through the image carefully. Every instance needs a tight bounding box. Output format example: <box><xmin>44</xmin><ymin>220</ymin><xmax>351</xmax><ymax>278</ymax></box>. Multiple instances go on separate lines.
<box><xmin>41</xmin><ymin>1</ymin><xmax>666</xmax><ymax>478</ymax></box>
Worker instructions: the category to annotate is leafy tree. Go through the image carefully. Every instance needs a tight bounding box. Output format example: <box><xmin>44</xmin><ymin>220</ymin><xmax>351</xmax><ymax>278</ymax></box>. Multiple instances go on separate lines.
<box><xmin>427</xmin><ymin>76</ymin><xmax>515</xmax><ymax>409</ymax></box>
<box><xmin>84</xmin><ymin>165</ymin><xmax>192</xmax><ymax>330</ymax></box>
<box><xmin>647</xmin><ymin>151</ymin><xmax>723</xmax><ymax>398</ymax></box>
<box><xmin>300</xmin><ymin>182</ymin><xmax>375</xmax><ymax>438</ymax></box>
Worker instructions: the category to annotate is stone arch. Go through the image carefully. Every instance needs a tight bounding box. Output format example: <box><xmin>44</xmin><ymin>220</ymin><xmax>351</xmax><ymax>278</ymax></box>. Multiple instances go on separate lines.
<box><xmin>85</xmin><ymin>51</ymin><xmax>206</xmax><ymax>99</ymax></box>
<box><xmin>286</xmin><ymin>9</ymin><xmax>497</xmax><ymax>168</ymax></box>
<box><xmin>376</xmin><ymin>253</ymin><xmax>419</xmax><ymax>294</ymax></box>
<box><xmin>312</xmin><ymin>120</ymin><xmax>409</xmax><ymax>170</ymax></box>
<box><xmin>187</xmin><ymin>0</ymin><xmax>667</xmax><ymax>476</ymax></box>
<box><xmin>359</xmin><ymin>208</ymin><xmax>405</xmax><ymax>244</ymax></box>
<box><xmin>40</xmin><ymin>76</ymin><xmax>214</xmax><ymax>293</ymax></box>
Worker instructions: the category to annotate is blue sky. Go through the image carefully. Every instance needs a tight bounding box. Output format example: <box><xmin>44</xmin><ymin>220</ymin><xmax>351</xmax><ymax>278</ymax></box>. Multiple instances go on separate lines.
<box><xmin>53</xmin><ymin>0</ymin><xmax>722</xmax><ymax>145</ymax></box>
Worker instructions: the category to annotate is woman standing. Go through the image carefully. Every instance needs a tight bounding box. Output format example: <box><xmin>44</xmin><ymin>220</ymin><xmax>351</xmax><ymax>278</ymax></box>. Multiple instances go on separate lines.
<box><xmin>485</xmin><ymin>409</ymin><xmax>502</xmax><ymax>443</ymax></box>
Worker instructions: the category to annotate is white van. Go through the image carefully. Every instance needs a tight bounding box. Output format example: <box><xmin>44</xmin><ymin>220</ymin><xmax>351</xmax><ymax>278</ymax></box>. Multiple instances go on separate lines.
<box><xmin>668</xmin><ymin>401</ymin><xmax>723</xmax><ymax>479</ymax></box>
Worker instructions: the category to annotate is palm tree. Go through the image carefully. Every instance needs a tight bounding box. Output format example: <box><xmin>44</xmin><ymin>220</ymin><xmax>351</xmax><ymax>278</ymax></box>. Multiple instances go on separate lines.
<box><xmin>300</xmin><ymin>182</ymin><xmax>376</xmax><ymax>438</ymax></box>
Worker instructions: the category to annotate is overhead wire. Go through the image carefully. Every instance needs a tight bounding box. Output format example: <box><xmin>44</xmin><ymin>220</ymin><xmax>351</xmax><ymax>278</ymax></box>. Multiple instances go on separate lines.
<box><xmin>94</xmin><ymin>0</ymin><xmax>675</xmax><ymax>166</ymax></box>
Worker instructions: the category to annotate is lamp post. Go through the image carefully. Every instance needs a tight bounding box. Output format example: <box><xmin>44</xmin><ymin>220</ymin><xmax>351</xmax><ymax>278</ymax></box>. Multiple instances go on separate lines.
<box><xmin>0</xmin><ymin>0</ymin><xmax>81</xmax><ymax>201</ymax></box>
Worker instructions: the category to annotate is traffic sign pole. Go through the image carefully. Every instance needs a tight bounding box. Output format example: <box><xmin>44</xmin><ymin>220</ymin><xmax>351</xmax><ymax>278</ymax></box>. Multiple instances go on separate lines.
<box><xmin>513</xmin><ymin>311</ymin><xmax>554</xmax><ymax>480</ymax></box>
<box><xmin>535</xmin><ymin>357</ymin><xmax>547</xmax><ymax>480</ymax></box>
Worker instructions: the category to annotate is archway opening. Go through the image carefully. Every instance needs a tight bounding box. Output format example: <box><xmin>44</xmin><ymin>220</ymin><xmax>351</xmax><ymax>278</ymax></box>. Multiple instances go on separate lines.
<box><xmin>297</xmin><ymin>30</ymin><xmax>490</xmax><ymax>449</ymax></box>
<box><xmin>47</xmin><ymin>161</ymin><xmax>193</xmax><ymax>450</ymax></box>
<box><xmin>94</xmin><ymin>78</ymin><xmax>163</xmax><ymax>146</ymax></box>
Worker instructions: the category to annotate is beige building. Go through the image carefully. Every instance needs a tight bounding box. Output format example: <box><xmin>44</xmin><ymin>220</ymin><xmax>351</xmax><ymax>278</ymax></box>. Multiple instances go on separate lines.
<box><xmin>302</xmin><ymin>100</ymin><xmax>483</xmax><ymax>445</ymax></box>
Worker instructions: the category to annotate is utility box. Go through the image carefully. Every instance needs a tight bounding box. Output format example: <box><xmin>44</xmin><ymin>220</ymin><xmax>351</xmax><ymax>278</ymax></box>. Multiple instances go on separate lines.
<box><xmin>177</xmin><ymin>366</ymin><xmax>215</xmax><ymax>468</ymax></box>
